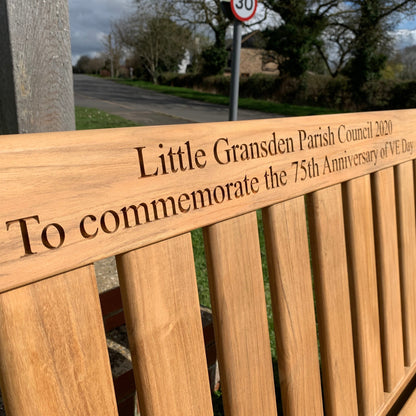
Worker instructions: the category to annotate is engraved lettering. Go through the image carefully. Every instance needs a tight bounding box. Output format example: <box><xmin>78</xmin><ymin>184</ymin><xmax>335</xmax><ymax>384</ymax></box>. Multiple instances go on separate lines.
<box><xmin>213</xmin><ymin>134</ymin><xmax>293</xmax><ymax>165</ymax></box>
<box><xmin>178</xmin><ymin>193</ymin><xmax>191</xmax><ymax>213</ymax></box>
<box><xmin>100</xmin><ymin>210</ymin><xmax>120</xmax><ymax>234</ymax></box>
<box><xmin>80</xmin><ymin>215</ymin><xmax>98</xmax><ymax>239</ymax></box>
<box><xmin>298</xmin><ymin>126</ymin><xmax>335</xmax><ymax>150</ymax></box>
<box><xmin>121</xmin><ymin>204</ymin><xmax>150</xmax><ymax>228</ymax></box>
<box><xmin>41</xmin><ymin>223</ymin><xmax>65</xmax><ymax>250</ymax></box>
<box><xmin>135</xmin><ymin>146</ymin><xmax>158</xmax><ymax>178</ymax></box>
<box><xmin>6</xmin><ymin>216</ymin><xmax>40</xmax><ymax>256</ymax></box>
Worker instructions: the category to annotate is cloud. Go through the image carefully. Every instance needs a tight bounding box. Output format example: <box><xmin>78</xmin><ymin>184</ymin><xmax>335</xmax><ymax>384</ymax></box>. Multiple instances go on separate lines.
<box><xmin>393</xmin><ymin>29</ymin><xmax>416</xmax><ymax>50</ymax></box>
<box><xmin>68</xmin><ymin>0</ymin><xmax>135</xmax><ymax>64</ymax></box>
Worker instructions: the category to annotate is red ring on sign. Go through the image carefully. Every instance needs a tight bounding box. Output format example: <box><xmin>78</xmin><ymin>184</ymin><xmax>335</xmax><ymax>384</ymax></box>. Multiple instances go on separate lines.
<box><xmin>231</xmin><ymin>0</ymin><xmax>257</xmax><ymax>22</ymax></box>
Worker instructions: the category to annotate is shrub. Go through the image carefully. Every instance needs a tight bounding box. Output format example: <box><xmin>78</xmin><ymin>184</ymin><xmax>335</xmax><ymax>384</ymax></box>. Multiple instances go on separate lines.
<box><xmin>201</xmin><ymin>46</ymin><xmax>228</xmax><ymax>76</ymax></box>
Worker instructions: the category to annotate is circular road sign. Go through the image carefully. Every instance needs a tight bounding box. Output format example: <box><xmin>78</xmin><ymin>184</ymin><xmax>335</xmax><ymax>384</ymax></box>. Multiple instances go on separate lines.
<box><xmin>230</xmin><ymin>0</ymin><xmax>257</xmax><ymax>21</ymax></box>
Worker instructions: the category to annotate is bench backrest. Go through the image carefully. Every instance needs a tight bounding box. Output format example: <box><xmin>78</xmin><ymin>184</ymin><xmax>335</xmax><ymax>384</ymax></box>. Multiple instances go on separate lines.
<box><xmin>1</xmin><ymin>109</ymin><xmax>416</xmax><ymax>415</ymax></box>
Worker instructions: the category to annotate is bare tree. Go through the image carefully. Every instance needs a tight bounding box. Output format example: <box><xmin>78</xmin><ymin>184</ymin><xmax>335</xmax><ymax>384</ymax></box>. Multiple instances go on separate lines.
<box><xmin>115</xmin><ymin>4</ymin><xmax>192</xmax><ymax>83</ymax></box>
<box><xmin>102</xmin><ymin>31</ymin><xmax>123</xmax><ymax>78</ymax></box>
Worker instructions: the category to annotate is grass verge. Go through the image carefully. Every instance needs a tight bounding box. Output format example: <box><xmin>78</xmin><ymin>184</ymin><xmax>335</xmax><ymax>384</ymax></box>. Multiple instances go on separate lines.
<box><xmin>75</xmin><ymin>106</ymin><xmax>138</xmax><ymax>130</ymax></box>
<box><xmin>115</xmin><ymin>78</ymin><xmax>339</xmax><ymax>117</ymax></box>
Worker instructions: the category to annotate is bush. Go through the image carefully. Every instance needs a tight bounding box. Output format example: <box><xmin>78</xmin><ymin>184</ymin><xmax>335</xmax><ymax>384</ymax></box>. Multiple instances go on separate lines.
<box><xmin>201</xmin><ymin>46</ymin><xmax>228</xmax><ymax>76</ymax></box>
<box><xmin>156</xmin><ymin>72</ymin><xmax>416</xmax><ymax>111</ymax></box>
<box><xmin>389</xmin><ymin>81</ymin><xmax>416</xmax><ymax>109</ymax></box>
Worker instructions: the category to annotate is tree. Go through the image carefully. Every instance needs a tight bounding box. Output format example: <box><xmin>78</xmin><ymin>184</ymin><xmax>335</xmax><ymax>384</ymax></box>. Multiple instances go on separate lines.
<box><xmin>263</xmin><ymin>0</ymin><xmax>340</xmax><ymax>77</ymax></box>
<box><xmin>115</xmin><ymin>5</ymin><xmax>192</xmax><ymax>83</ymax></box>
<box><xmin>145</xmin><ymin>0</ymin><xmax>231</xmax><ymax>75</ymax></box>
<box><xmin>340</xmin><ymin>0</ymin><xmax>416</xmax><ymax>89</ymax></box>
<box><xmin>102</xmin><ymin>31</ymin><xmax>123</xmax><ymax>78</ymax></box>
<box><xmin>74</xmin><ymin>55</ymin><xmax>91</xmax><ymax>73</ymax></box>
<box><xmin>163</xmin><ymin>0</ymin><xmax>268</xmax><ymax>74</ymax></box>
<box><xmin>74</xmin><ymin>55</ymin><xmax>105</xmax><ymax>74</ymax></box>
<box><xmin>183</xmin><ymin>0</ymin><xmax>231</xmax><ymax>75</ymax></box>
<box><xmin>398</xmin><ymin>45</ymin><xmax>416</xmax><ymax>79</ymax></box>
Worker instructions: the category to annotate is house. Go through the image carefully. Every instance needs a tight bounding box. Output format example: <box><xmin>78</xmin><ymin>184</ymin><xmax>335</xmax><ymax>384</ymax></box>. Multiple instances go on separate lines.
<box><xmin>227</xmin><ymin>30</ymin><xmax>280</xmax><ymax>76</ymax></box>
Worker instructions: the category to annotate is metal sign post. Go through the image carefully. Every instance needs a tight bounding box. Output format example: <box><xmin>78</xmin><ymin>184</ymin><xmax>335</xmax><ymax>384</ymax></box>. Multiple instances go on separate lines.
<box><xmin>229</xmin><ymin>21</ymin><xmax>242</xmax><ymax>121</ymax></box>
<box><xmin>225</xmin><ymin>0</ymin><xmax>257</xmax><ymax>121</ymax></box>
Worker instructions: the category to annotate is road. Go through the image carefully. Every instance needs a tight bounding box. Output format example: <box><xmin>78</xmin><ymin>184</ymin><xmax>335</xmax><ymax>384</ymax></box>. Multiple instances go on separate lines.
<box><xmin>73</xmin><ymin>74</ymin><xmax>280</xmax><ymax>125</ymax></box>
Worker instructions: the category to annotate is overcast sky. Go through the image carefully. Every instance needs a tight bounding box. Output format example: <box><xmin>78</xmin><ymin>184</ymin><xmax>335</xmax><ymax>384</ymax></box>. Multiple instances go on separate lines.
<box><xmin>68</xmin><ymin>0</ymin><xmax>135</xmax><ymax>64</ymax></box>
<box><xmin>68</xmin><ymin>0</ymin><xmax>416</xmax><ymax>65</ymax></box>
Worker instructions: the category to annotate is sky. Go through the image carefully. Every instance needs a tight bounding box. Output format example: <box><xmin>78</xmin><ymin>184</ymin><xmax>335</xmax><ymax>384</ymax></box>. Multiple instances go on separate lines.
<box><xmin>395</xmin><ymin>14</ymin><xmax>416</xmax><ymax>49</ymax></box>
<box><xmin>68</xmin><ymin>0</ymin><xmax>416</xmax><ymax>65</ymax></box>
<box><xmin>68</xmin><ymin>0</ymin><xmax>136</xmax><ymax>64</ymax></box>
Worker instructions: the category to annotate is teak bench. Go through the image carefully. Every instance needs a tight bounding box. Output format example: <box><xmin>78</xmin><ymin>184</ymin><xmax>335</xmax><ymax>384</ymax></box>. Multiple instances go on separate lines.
<box><xmin>1</xmin><ymin>109</ymin><xmax>416</xmax><ymax>415</ymax></box>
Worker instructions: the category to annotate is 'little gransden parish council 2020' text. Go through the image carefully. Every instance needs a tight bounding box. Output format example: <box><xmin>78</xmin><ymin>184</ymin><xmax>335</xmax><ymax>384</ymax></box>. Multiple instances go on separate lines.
<box><xmin>134</xmin><ymin>121</ymin><xmax>385</xmax><ymax>178</ymax></box>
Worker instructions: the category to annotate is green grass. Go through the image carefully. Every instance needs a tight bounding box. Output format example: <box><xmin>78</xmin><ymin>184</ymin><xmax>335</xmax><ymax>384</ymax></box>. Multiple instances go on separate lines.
<box><xmin>75</xmin><ymin>106</ymin><xmax>138</xmax><ymax>130</ymax></box>
<box><xmin>115</xmin><ymin>78</ymin><xmax>339</xmax><ymax>117</ymax></box>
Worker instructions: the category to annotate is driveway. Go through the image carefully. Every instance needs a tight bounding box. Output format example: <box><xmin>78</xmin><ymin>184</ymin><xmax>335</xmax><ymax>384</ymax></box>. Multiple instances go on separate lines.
<box><xmin>73</xmin><ymin>74</ymin><xmax>280</xmax><ymax>125</ymax></box>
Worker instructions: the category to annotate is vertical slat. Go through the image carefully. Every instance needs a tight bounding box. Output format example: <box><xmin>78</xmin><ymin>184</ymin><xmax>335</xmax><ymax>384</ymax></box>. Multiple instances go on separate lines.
<box><xmin>395</xmin><ymin>161</ymin><xmax>416</xmax><ymax>366</ymax></box>
<box><xmin>342</xmin><ymin>176</ymin><xmax>384</xmax><ymax>415</ymax></box>
<box><xmin>262</xmin><ymin>197</ymin><xmax>324</xmax><ymax>416</ymax></box>
<box><xmin>203</xmin><ymin>213</ymin><xmax>278</xmax><ymax>416</ymax></box>
<box><xmin>0</xmin><ymin>266</ymin><xmax>118</xmax><ymax>416</ymax></box>
<box><xmin>116</xmin><ymin>233</ymin><xmax>213</xmax><ymax>416</ymax></box>
<box><xmin>307</xmin><ymin>185</ymin><xmax>359</xmax><ymax>416</ymax></box>
<box><xmin>372</xmin><ymin>167</ymin><xmax>405</xmax><ymax>391</ymax></box>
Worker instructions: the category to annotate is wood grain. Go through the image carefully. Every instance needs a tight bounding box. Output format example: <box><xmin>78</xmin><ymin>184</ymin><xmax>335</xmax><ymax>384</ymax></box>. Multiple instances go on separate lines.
<box><xmin>307</xmin><ymin>185</ymin><xmax>359</xmax><ymax>416</ymax></box>
<box><xmin>0</xmin><ymin>0</ymin><xmax>75</xmax><ymax>133</ymax></box>
<box><xmin>372</xmin><ymin>167</ymin><xmax>405</xmax><ymax>391</ymax></box>
<box><xmin>0</xmin><ymin>266</ymin><xmax>118</xmax><ymax>415</ymax></box>
<box><xmin>204</xmin><ymin>213</ymin><xmax>278</xmax><ymax>416</ymax></box>
<box><xmin>116</xmin><ymin>233</ymin><xmax>213</xmax><ymax>416</ymax></box>
<box><xmin>263</xmin><ymin>197</ymin><xmax>324</xmax><ymax>416</ymax></box>
<box><xmin>394</xmin><ymin>161</ymin><xmax>416</xmax><ymax>366</ymax></box>
<box><xmin>342</xmin><ymin>176</ymin><xmax>384</xmax><ymax>415</ymax></box>
<box><xmin>1</xmin><ymin>110</ymin><xmax>416</xmax><ymax>292</ymax></box>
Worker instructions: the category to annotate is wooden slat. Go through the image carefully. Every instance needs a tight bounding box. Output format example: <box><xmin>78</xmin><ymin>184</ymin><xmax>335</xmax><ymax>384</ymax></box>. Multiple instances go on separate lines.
<box><xmin>371</xmin><ymin>167</ymin><xmax>405</xmax><ymax>391</ymax></box>
<box><xmin>342</xmin><ymin>176</ymin><xmax>385</xmax><ymax>415</ymax></box>
<box><xmin>397</xmin><ymin>388</ymin><xmax>416</xmax><ymax>416</ymax></box>
<box><xmin>307</xmin><ymin>185</ymin><xmax>359</xmax><ymax>416</ymax></box>
<box><xmin>116</xmin><ymin>233</ymin><xmax>213</xmax><ymax>416</ymax></box>
<box><xmin>0</xmin><ymin>266</ymin><xmax>118</xmax><ymax>416</ymax></box>
<box><xmin>395</xmin><ymin>161</ymin><xmax>416</xmax><ymax>366</ymax></box>
<box><xmin>203</xmin><ymin>213</ymin><xmax>278</xmax><ymax>416</ymax></box>
<box><xmin>376</xmin><ymin>365</ymin><xmax>416</xmax><ymax>415</ymax></box>
<box><xmin>262</xmin><ymin>197</ymin><xmax>324</xmax><ymax>416</ymax></box>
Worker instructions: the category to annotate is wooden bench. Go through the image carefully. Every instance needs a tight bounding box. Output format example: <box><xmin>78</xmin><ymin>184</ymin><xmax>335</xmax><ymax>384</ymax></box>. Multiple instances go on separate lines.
<box><xmin>1</xmin><ymin>109</ymin><xmax>416</xmax><ymax>415</ymax></box>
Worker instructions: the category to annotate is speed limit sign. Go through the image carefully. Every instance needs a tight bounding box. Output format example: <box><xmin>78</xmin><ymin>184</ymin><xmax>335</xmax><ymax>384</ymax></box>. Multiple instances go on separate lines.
<box><xmin>230</xmin><ymin>0</ymin><xmax>257</xmax><ymax>21</ymax></box>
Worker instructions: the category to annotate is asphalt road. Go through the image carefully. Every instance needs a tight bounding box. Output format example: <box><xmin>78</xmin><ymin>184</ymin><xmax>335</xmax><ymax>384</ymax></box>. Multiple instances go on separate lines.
<box><xmin>73</xmin><ymin>74</ymin><xmax>280</xmax><ymax>125</ymax></box>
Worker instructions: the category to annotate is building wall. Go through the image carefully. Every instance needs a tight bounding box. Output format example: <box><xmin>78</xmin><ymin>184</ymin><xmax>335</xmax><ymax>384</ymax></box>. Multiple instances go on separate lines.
<box><xmin>239</xmin><ymin>48</ymin><xmax>279</xmax><ymax>76</ymax></box>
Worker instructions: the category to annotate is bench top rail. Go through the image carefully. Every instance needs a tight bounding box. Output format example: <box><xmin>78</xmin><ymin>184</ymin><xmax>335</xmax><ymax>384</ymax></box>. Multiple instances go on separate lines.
<box><xmin>1</xmin><ymin>110</ymin><xmax>415</xmax><ymax>292</ymax></box>
<box><xmin>1</xmin><ymin>109</ymin><xmax>416</xmax><ymax>415</ymax></box>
